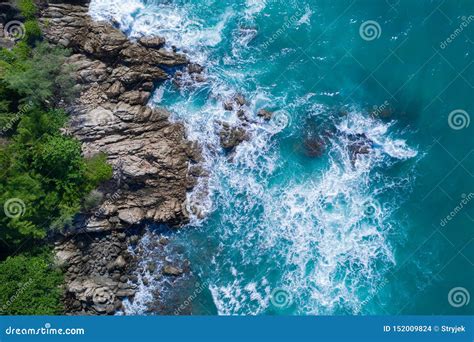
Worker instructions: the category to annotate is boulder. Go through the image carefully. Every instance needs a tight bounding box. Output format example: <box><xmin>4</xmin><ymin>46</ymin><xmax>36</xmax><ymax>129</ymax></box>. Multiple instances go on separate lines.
<box><xmin>234</xmin><ymin>94</ymin><xmax>247</xmax><ymax>107</ymax></box>
<box><xmin>257</xmin><ymin>109</ymin><xmax>273</xmax><ymax>121</ymax></box>
<box><xmin>118</xmin><ymin>208</ymin><xmax>145</xmax><ymax>225</ymax></box>
<box><xmin>219</xmin><ymin>123</ymin><xmax>249</xmax><ymax>150</ymax></box>
<box><xmin>138</xmin><ymin>36</ymin><xmax>165</xmax><ymax>49</ymax></box>
<box><xmin>163</xmin><ymin>265</ymin><xmax>183</xmax><ymax>276</ymax></box>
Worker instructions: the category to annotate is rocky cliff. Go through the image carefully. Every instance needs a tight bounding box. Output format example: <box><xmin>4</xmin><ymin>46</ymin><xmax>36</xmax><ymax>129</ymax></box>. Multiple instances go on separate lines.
<box><xmin>36</xmin><ymin>0</ymin><xmax>202</xmax><ymax>314</ymax></box>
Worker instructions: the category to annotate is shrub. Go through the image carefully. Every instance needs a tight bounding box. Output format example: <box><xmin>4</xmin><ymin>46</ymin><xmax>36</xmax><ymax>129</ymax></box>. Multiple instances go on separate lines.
<box><xmin>85</xmin><ymin>153</ymin><xmax>114</xmax><ymax>188</ymax></box>
<box><xmin>0</xmin><ymin>42</ymin><xmax>74</xmax><ymax>106</ymax></box>
<box><xmin>0</xmin><ymin>251</ymin><xmax>63</xmax><ymax>315</ymax></box>
<box><xmin>83</xmin><ymin>189</ymin><xmax>104</xmax><ymax>211</ymax></box>
<box><xmin>0</xmin><ymin>107</ymin><xmax>112</xmax><ymax>251</ymax></box>
<box><xmin>23</xmin><ymin>19</ymin><xmax>42</xmax><ymax>44</ymax></box>
<box><xmin>17</xmin><ymin>0</ymin><xmax>38</xmax><ymax>19</ymax></box>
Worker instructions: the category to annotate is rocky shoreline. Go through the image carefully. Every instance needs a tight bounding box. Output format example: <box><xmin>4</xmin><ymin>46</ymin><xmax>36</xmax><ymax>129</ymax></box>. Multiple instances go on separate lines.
<box><xmin>33</xmin><ymin>0</ymin><xmax>202</xmax><ymax>314</ymax></box>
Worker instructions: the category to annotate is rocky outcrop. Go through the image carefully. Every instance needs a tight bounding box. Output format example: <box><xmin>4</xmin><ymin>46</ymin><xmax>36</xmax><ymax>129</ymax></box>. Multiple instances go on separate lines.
<box><xmin>219</xmin><ymin>123</ymin><xmax>249</xmax><ymax>151</ymax></box>
<box><xmin>56</xmin><ymin>231</ymin><xmax>139</xmax><ymax>315</ymax></box>
<box><xmin>40</xmin><ymin>2</ymin><xmax>201</xmax><ymax>232</ymax></box>
<box><xmin>37</xmin><ymin>1</ymin><xmax>202</xmax><ymax>314</ymax></box>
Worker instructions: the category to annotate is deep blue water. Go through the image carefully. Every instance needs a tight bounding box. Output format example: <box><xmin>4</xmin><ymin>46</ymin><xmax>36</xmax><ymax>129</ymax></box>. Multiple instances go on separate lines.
<box><xmin>89</xmin><ymin>0</ymin><xmax>474</xmax><ymax>315</ymax></box>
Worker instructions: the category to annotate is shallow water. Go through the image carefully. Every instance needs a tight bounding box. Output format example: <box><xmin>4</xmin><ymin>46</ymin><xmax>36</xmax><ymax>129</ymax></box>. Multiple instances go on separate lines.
<box><xmin>89</xmin><ymin>0</ymin><xmax>474</xmax><ymax>315</ymax></box>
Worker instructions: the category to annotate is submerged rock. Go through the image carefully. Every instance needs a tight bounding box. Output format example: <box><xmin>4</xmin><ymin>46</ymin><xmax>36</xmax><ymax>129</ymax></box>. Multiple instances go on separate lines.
<box><xmin>347</xmin><ymin>133</ymin><xmax>373</xmax><ymax>164</ymax></box>
<box><xmin>223</xmin><ymin>101</ymin><xmax>234</xmax><ymax>111</ymax></box>
<box><xmin>303</xmin><ymin>137</ymin><xmax>326</xmax><ymax>157</ymax></box>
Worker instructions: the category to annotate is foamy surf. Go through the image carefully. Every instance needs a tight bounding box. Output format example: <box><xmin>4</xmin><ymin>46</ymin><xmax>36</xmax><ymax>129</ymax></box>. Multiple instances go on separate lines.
<box><xmin>89</xmin><ymin>0</ymin><xmax>419</xmax><ymax>316</ymax></box>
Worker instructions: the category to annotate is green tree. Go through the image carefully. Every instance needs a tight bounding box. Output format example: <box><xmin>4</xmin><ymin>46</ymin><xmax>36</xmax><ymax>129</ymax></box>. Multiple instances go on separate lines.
<box><xmin>0</xmin><ymin>42</ymin><xmax>75</xmax><ymax>106</ymax></box>
<box><xmin>0</xmin><ymin>106</ymin><xmax>112</xmax><ymax>251</ymax></box>
<box><xmin>0</xmin><ymin>252</ymin><xmax>63</xmax><ymax>315</ymax></box>
<box><xmin>17</xmin><ymin>0</ymin><xmax>38</xmax><ymax>19</ymax></box>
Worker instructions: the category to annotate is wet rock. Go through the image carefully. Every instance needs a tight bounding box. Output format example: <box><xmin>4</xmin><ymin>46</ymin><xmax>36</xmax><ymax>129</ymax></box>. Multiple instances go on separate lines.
<box><xmin>159</xmin><ymin>237</ymin><xmax>169</xmax><ymax>245</ymax></box>
<box><xmin>303</xmin><ymin>137</ymin><xmax>325</xmax><ymax>157</ymax></box>
<box><xmin>129</xmin><ymin>235</ymin><xmax>140</xmax><ymax>245</ymax></box>
<box><xmin>237</xmin><ymin>110</ymin><xmax>248</xmax><ymax>121</ymax></box>
<box><xmin>187</xmin><ymin>63</ymin><xmax>203</xmax><ymax>74</ymax></box>
<box><xmin>192</xmin><ymin>74</ymin><xmax>206</xmax><ymax>83</ymax></box>
<box><xmin>219</xmin><ymin>123</ymin><xmax>249</xmax><ymax>150</ymax></box>
<box><xmin>347</xmin><ymin>133</ymin><xmax>372</xmax><ymax>164</ymax></box>
<box><xmin>223</xmin><ymin>101</ymin><xmax>234</xmax><ymax>111</ymax></box>
<box><xmin>257</xmin><ymin>109</ymin><xmax>273</xmax><ymax>121</ymax></box>
<box><xmin>234</xmin><ymin>94</ymin><xmax>248</xmax><ymax>107</ymax></box>
<box><xmin>147</xmin><ymin>262</ymin><xmax>156</xmax><ymax>273</ymax></box>
<box><xmin>163</xmin><ymin>265</ymin><xmax>183</xmax><ymax>276</ymax></box>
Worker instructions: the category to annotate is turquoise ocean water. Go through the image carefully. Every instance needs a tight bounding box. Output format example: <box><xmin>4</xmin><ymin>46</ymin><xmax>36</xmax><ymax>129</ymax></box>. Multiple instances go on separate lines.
<box><xmin>89</xmin><ymin>0</ymin><xmax>473</xmax><ymax>315</ymax></box>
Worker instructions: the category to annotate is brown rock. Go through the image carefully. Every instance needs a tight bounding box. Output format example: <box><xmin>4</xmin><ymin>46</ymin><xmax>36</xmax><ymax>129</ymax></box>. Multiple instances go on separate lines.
<box><xmin>113</xmin><ymin>255</ymin><xmax>126</xmax><ymax>269</ymax></box>
<box><xmin>303</xmin><ymin>137</ymin><xmax>325</xmax><ymax>157</ymax></box>
<box><xmin>234</xmin><ymin>94</ymin><xmax>247</xmax><ymax>107</ymax></box>
<box><xmin>257</xmin><ymin>109</ymin><xmax>273</xmax><ymax>121</ymax></box>
<box><xmin>118</xmin><ymin>208</ymin><xmax>145</xmax><ymax>225</ymax></box>
<box><xmin>219</xmin><ymin>123</ymin><xmax>249</xmax><ymax>150</ymax></box>
<box><xmin>187</xmin><ymin>63</ymin><xmax>203</xmax><ymax>74</ymax></box>
<box><xmin>41</xmin><ymin>0</ymin><xmax>203</xmax><ymax>316</ymax></box>
<box><xmin>163</xmin><ymin>265</ymin><xmax>183</xmax><ymax>276</ymax></box>
<box><xmin>138</xmin><ymin>36</ymin><xmax>166</xmax><ymax>49</ymax></box>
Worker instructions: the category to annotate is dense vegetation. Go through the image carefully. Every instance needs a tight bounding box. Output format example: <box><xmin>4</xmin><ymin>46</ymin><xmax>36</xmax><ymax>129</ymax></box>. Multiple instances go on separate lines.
<box><xmin>0</xmin><ymin>0</ymin><xmax>112</xmax><ymax>314</ymax></box>
<box><xmin>0</xmin><ymin>251</ymin><xmax>63</xmax><ymax>315</ymax></box>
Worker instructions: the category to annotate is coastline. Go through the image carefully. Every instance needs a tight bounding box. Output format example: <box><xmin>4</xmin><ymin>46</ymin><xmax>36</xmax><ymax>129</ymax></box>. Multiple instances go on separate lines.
<box><xmin>2</xmin><ymin>0</ymin><xmax>470</xmax><ymax>317</ymax></box>
<box><xmin>37</xmin><ymin>0</ymin><xmax>202</xmax><ymax>314</ymax></box>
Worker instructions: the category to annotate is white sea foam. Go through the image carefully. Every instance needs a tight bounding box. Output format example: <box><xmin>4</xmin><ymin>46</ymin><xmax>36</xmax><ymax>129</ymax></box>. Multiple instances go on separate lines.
<box><xmin>121</xmin><ymin>232</ymin><xmax>164</xmax><ymax>315</ymax></box>
<box><xmin>244</xmin><ymin>0</ymin><xmax>267</xmax><ymax>19</ymax></box>
<box><xmin>89</xmin><ymin>0</ymin><xmax>144</xmax><ymax>31</ymax></box>
<box><xmin>89</xmin><ymin>0</ymin><xmax>418</xmax><ymax>316</ymax></box>
<box><xmin>296</xmin><ymin>6</ymin><xmax>313</xmax><ymax>26</ymax></box>
<box><xmin>90</xmin><ymin>0</ymin><xmax>233</xmax><ymax>65</ymax></box>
